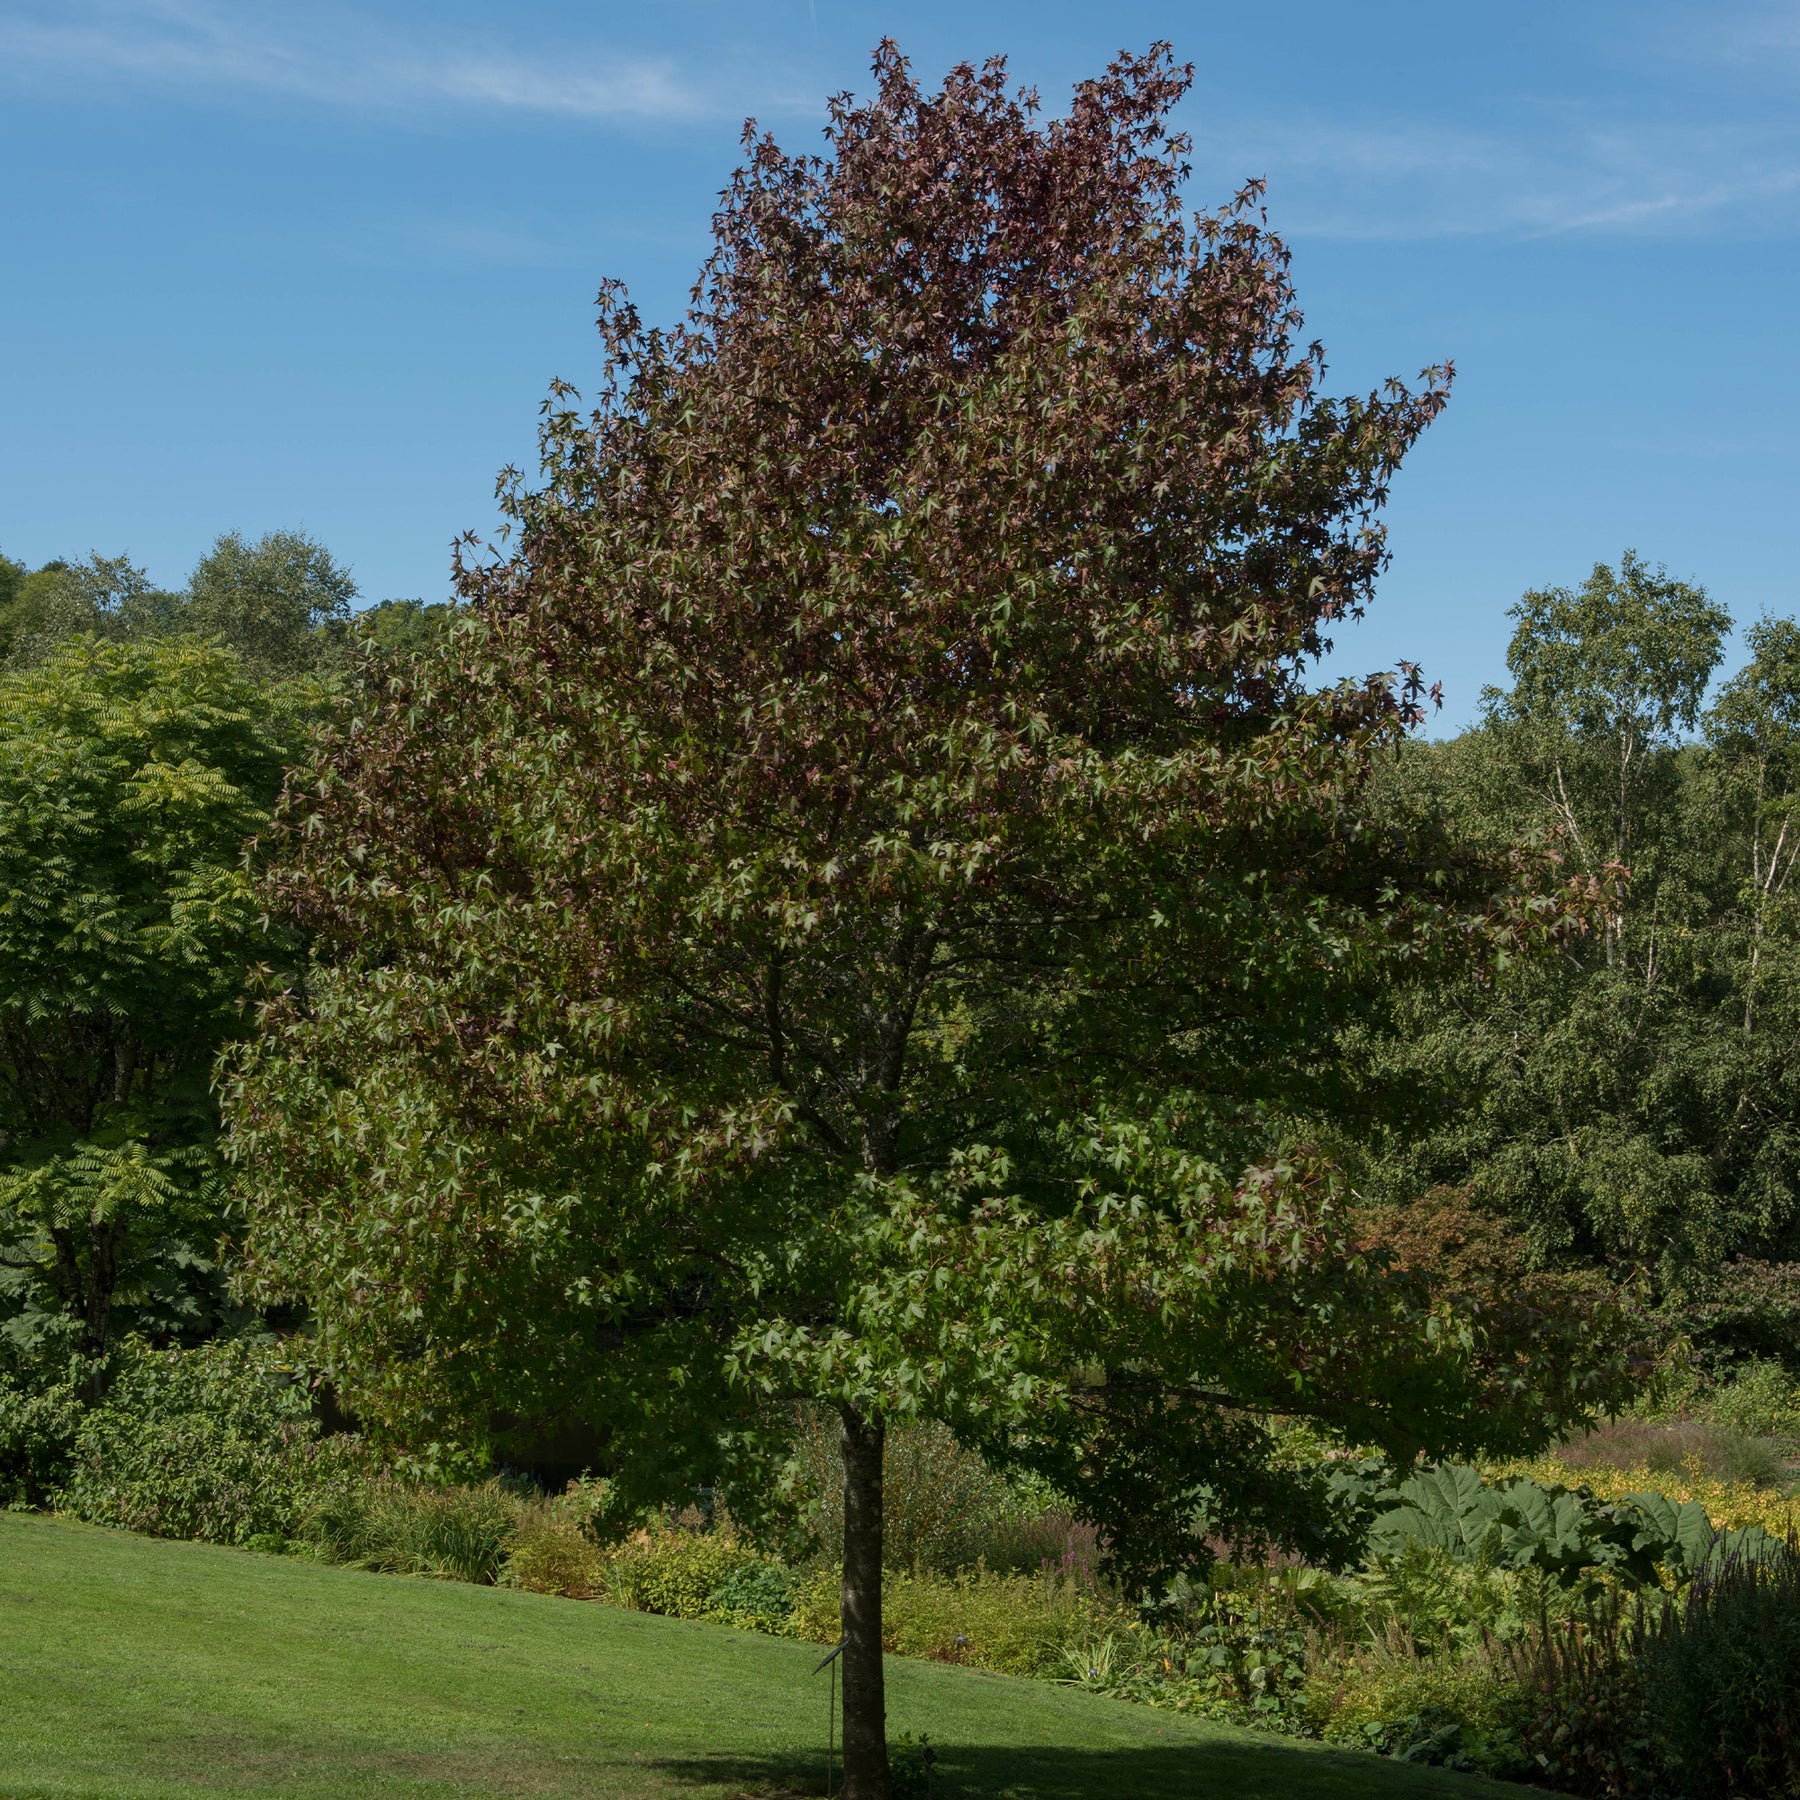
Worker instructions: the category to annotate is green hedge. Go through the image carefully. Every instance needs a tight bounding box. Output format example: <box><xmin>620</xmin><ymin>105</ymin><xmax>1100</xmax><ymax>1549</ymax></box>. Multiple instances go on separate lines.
<box><xmin>61</xmin><ymin>1339</ymin><xmax>363</xmax><ymax>1546</ymax></box>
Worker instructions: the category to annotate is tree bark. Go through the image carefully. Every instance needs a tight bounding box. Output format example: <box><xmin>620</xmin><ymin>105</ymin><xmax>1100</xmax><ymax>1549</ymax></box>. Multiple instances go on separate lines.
<box><xmin>839</xmin><ymin>1404</ymin><xmax>889</xmax><ymax>1800</ymax></box>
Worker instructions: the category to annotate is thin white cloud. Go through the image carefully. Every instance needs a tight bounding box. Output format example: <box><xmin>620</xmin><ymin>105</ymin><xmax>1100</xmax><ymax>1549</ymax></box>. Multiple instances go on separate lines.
<box><xmin>0</xmin><ymin>0</ymin><xmax>708</xmax><ymax>121</ymax></box>
<box><xmin>5</xmin><ymin>3</ymin><xmax>1797</xmax><ymax>240</ymax></box>
<box><xmin>1190</xmin><ymin>104</ymin><xmax>1800</xmax><ymax>241</ymax></box>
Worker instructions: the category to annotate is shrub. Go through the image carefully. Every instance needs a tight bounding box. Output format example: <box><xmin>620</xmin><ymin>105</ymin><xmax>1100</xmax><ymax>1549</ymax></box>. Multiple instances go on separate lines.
<box><xmin>602</xmin><ymin>1528</ymin><xmax>764</xmax><ymax>1618</ymax></box>
<box><xmin>1635</xmin><ymin>1544</ymin><xmax>1800</xmax><ymax>1797</ymax></box>
<box><xmin>1336</xmin><ymin>1543</ymin><xmax>1563</xmax><ymax>1654</ymax></box>
<box><xmin>301</xmin><ymin>1478</ymin><xmax>522</xmax><ymax>1583</ymax></box>
<box><xmin>0</xmin><ymin>1362</ymin><xmax>88</xmax><ymax>1508</ymax></box>
<box><xmin>1706</xmin><ymin>1358</ymin><xmax>1800</xmax><ymax>1442</ymax></box>
<box><xmin>705</xmin><ymin>1559</ymin><xmax>800</xmax><ymax>1628</ymax></box>
<box><xmin>788</xmin><ymin>1563</ymin><xmax>1111</xmax><ymax>1676</ymax></box>
<box><xmin>787</xmin><ymin>1413</ymin><xmax>1032</xmax><ymax>1574</ymax></box>
<box><xmin>1309</xmin><ymin>1634</ymin><xmax>1530</xmax><ymax>1778</ymax></box>
<box><xmin>1061</xmin><ymin>1609</ymin><xmax>1313</xmax><ymax>1730</ymax></box>
<box><xmin>62</xmin><ymin>1339</ymin><xmax>361</xmax><ymax>1545</ymax></box>
<box><xmin>1505</xmin><ymin>1540</ymin><xmax>1800</xmax><ymax>1797</ymax></box>
<box><xmin>979</xmin><ymin>1509</ymin><xmax>1105</xmax><ymax>1581</ymax></box>
<box><xmin>1507</xmin><ymin>1599</ymin><xmax>1649</xmax><ymax>1797</ymax></box>
<box><xmin>502</xmin><ymin>1499</ymin><xmax>609</xmax><ymax>1599</ymax></box>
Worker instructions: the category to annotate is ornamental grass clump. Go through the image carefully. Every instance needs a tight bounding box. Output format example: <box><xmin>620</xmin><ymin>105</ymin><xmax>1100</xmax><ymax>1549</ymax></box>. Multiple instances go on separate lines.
<box><xmin>301</xmin><ymin>1478</ymin><xmax>523</xmax><ymax>1584</ymax></box>
<box><xmin>1548</xmin><ymin>1416</ymin><xmax>1789</xmax><ymax>1490</ymax></box>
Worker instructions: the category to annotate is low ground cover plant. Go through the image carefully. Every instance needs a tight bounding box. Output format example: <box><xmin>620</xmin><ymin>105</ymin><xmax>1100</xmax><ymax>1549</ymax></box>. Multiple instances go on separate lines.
<box><xmin>1515</xmin><ymin>1445</ymin><xmax>1798</xmax><ymax>1538</ymax></box>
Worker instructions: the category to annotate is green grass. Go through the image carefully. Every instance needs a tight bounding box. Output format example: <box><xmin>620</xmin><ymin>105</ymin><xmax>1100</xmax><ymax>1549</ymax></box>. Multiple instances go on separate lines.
<box><xmin>0</xmin><ymin>1511</ymin><xmax>1513</xmax><ymax>1800</ymax></box>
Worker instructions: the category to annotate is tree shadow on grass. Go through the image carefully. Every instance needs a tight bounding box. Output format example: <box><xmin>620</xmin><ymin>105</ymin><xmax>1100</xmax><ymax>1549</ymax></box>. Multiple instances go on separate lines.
<box><xmin>651</xmin><ymin>1737</ymin><xmax>1501</xmax><ymax>1799</ymax></box>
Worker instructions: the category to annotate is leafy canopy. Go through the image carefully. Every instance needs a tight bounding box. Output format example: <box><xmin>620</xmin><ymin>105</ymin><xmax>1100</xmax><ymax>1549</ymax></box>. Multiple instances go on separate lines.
<box><xmin>0</xmin><ymin>530</ymin><xmax>360</xmax><ymax>683</ymax></box>
<box><xmin>227</xmin><ymin>45</ymin><xmax>1616</xmax><ymax>1585</ymax></box>
<box><xmin>1359</xmin><ymin>570</ymin><xmax>1800</xmax><ymax>1308</ymax></box>
<box><xmin>0</xmin><ymin>638</ymin><xmax>286</xmax><ymax>1361</ymax></box>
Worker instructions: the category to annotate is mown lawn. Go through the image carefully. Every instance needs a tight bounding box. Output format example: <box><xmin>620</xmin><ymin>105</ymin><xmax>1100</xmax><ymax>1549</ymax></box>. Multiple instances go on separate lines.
<box><xmin>0</xmin><ymin>1511</ymin><xmax>1513</xmax><ymax>1800</ymax></box>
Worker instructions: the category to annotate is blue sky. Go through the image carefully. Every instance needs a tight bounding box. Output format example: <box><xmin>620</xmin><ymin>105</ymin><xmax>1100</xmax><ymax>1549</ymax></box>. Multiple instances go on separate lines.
<box><xmin>3</xmin><ymin>1</ymin><xmax>1797</xmax><ymax>727</ymax></box>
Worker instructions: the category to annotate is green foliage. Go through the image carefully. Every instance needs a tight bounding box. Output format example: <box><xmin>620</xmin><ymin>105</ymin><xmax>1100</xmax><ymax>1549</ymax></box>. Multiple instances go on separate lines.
<box><xmin>0</xmin><ymin>553</ymin><xmax>184</xmax><ymax>668</ymax></box>
<box><xmin>0</xmin><ymin>638</ymin><xmax>287</xmax><ymax>1357</ymax></box>
<box><xmin>348</xmin><ymin>597</ymin><xmax>456</xmax><ymax>667</ymax></box>
<box><xmin>1336</xmin><ymin>1542</ymin><xmax>1560</xmax><ymax>1655</ymax></box>
<box><xmin>185</xmin><ymin>529</ymin><xmax>357</xmax><ymax>679</ymax></box>
<box><xmin>499</xmin><ymin>1516</ymin><xmax>604</xmax><ymax>1597</ymax></box>
<box><xmin>0</xmin><ymin>1359</ymin><xmax>89</xmax><ymax>1507</ymax></box>
<box><xmin>61</xmin><ymin>1338</ymin><xmax>361</xmax><ymax>1545</ymax></box>
<box><xmin>0</xmin><ymin>549</ymin><xmax>23</xmax><ymax>620</ymax></box>
<box><xmin>1705</xmin><ymin>1356</ymin><xmax>1800</xmax><ymax>1439</ymax></box>
<box><xmin>1362</xmin><ymin>1461</ymin><xmax>1772</xmax><ymax>1588</ymax></box>
<box><xmin>301</xmin><ymin>1478</ymin><xmax>522</xmax><ymax>1583</ymax></box>
<box><xmin>1508</xmin><ymin>1543</ymin><xmax>1800</xmax><ymax>1797</ymax></box>
<box><xmin>785</xmin><ymin>1413</ymin><xmax>1034</xmax><ymax>1574</ymax></box>
<box><xmin>787</xmin><ymin>1561</ymin><xmax>1110</xmax><ymax>1676</ymax></box>
<box><xmin>1668</xmin><ymin>1262</ymin><xmax>1800</xmax><ymax>1380</ymax></box>
<box><xmin>887</xmin><ymin>1731</ymin><xmax>941</xmax><ymax>1800</ymax></box>
<box><xmin>705</xmin><ymin>1558</ymin><xmax>801</xmax><ymax>1627</ymax></box>
<box><xmin>1361</xmin><ymin>575</ymin><xmax>1800</xmax><ymax>1301</ymax></box>
<box><xmin>1310</xmin><ymin>1642</ymin><xmax>1529</xmax><ymax>1778</ymax></box>
<box><xmin>1632</xmin><ymin>1544</ymin><xmax>1800</xmax><ymax>1796</ymax></box>
<box><xmin>498</xmin><ymin>1480</ymin><xmax>617</xmax><ymax>1598</ymax></box>
<box><xmin>601</xmin><ymin>1529</ymin><xmax>764</xmax><ymax>1618</ymax></box>
<box><xmin>1061</xmin><ymin>1594</ymin><xmax>1315</xmax><ymax>1730</ymax></box>
<box><xmin>221</xmin><ymin>55</ymin><xmax>1628</xmax><ymax>1653</ymax></box>
<box><xmin>0</xmin><ymin>531</ymin><xmax>366</xmax><ymax>687</ymax></box>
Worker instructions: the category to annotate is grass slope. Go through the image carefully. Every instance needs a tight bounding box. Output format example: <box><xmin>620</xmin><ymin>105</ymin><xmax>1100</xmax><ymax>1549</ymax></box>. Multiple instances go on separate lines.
<box><xmin>0</xmin><ymin>1512</ymin><xmax>1511</xmax><ymax>1800</ymax></box>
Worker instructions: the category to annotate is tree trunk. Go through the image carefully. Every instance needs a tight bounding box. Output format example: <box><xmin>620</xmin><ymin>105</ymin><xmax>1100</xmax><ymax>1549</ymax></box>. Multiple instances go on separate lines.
<box><xmin>839</xmin><ymin>1404</ymin><xmax>889</xmax><ymax>1800</ymax></box>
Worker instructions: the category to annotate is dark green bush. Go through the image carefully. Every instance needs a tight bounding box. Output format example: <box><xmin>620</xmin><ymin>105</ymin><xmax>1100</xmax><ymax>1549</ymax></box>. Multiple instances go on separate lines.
<box><xmin>62</xmin><ymin>1338</ymin><xmax>360</xmax><ymax>1545</ymax></box>
<box><xmin>706</xmin><ymin>1558</ymin><xmax>799</xmax><ymax>1622</ymax></box>
<box><xmin>1513</xmin><ymin>1540</ymin><xmax>1800</xmax><ymax>1796</ymax></box>
<box><xmin>1637</xmin><ymin>1545</ymin><xmax>1800</xmax><ymax>1797</ymax></box>
<box><xmin>0</xmin><ymin>1362</ymin><xmax>88</xmax><ymax>1507</ymax></box>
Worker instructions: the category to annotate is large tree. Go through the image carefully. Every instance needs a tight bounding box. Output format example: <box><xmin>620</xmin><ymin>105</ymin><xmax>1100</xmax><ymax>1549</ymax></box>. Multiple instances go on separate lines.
<box><xmin>0</xmin><ymin>639</ymin><xmax>285</xmax><ymax>1371</ymax></box>
<box><xmin>227</xmin><ymin>46</ymin><xmax>1611</xmax><ymax>1796</ymax></box>
<box><xmin>0</xmin><ymin>531</ymin><xmax>359</xmax><ymax>681</ymax></box>
<box><xmin>0</xmin><ymin>553</ymin><xmax>185</xmax><ymax>668</ymax></box>
<box><xmin>185</xmin><ymin>529</ymin><xmax>358</xmax><ymax>680</ymax></box>
<box><xmin>1359</xmin><ymin>575</ymin><xmax>1800</xmax><ymax>1311</ymax></box>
